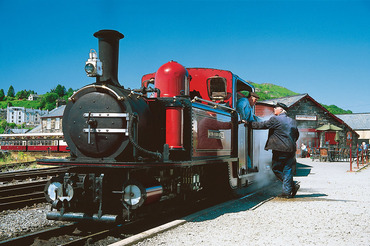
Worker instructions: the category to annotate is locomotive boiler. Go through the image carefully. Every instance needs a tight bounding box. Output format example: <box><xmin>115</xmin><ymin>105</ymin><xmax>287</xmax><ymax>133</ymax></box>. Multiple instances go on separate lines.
<box><xmin>39</xmin><ymin>30</ymin><xmax>272</xmax><ymax>223</ymax></box>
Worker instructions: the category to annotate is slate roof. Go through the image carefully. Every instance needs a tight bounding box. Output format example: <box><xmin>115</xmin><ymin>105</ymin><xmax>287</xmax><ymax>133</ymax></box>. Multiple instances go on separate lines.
<box><xmin>336</xmin><ymin>113</ymin><xmax>370</xmax><ymax>130</ymax></box>
<box><xmin>28</xmin><ymin>124</ymin><xmax>42</xmax><ymax>133</ymax></box>
<box><xmin>258</xmin><ymin>94</ymin><xmax>308</xmax><ymax>108</ymax></box>
<box><xmin>42</xmin><ymin>105</ymin><xmax>66</xmax><ymax>118</ymax></box>
<box><xmin>5</xmin><ymin>129</ymin><xmax>29</xmax><ymax>134</ymax></box>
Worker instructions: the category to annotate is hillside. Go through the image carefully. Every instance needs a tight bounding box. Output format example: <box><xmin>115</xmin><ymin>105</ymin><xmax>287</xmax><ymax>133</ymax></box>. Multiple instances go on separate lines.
<box><xmin>0</xmin><ymin>100</ymin><xmax>41</xmax><ymax>109</ymax></box>
<box><xmin>251</xmin><ymin>82</ymin><xmax>352</xmax><ymax>114</ymax></box>
<box><xmin>251</xmin><ymin>82</ymin><xmax>299</xmax><ymax>101</ymax></box>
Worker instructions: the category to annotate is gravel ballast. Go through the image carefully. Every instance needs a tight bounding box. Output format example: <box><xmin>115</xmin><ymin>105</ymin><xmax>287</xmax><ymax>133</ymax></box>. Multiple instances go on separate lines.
<box><xmin>130</xmin><ymin>159</ymin><xmax>369</xmax><ymax>246</ymax></box>
<box><xmin>0</xmin><ymin>203</ymin><xmax>67</xmax><ymax>241</ymax></box>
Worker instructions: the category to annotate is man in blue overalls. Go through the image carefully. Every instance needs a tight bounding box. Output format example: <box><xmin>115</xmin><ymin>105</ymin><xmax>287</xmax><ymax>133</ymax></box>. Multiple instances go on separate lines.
<box><xmin>236</xmin><ymin>91</ymin><xmax>259</xmax><ymax>123</ymax></box>
<box><xmin>236</xmin><ymin>91</ymin><xmax>259</xmax><ymax>170</ymax></box>
<box><xmin>251</xmin><ymin>102</ymin><xmax>300</xmax><ymax>198</ymax></box>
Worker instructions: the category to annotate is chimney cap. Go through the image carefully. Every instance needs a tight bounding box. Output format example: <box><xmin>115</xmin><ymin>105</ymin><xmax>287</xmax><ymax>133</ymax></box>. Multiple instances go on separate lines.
<box><xmin>94</xmin><ymin>30</ymin><xmax>124</xmax><ymax>40</ymax></box>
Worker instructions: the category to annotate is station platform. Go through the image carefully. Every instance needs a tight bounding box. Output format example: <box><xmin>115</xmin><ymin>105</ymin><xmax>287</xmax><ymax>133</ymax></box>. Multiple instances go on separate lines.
<box><xmin>114</xmin><ymin>158</ymin><xmax>369</xmax><ymax>246</ymax></box>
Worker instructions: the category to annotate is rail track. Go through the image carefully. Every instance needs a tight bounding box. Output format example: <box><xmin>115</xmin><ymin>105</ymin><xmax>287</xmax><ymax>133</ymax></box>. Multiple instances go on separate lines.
<box><xmin>0</xmin><ymin>180</ymin><xmax>47</xmax><ymax>210</ymax></box>
<box><xmin>0</xmin><ymin>188</ymin><xmax>228</xmax><ymax>245</ymax></box>
<box><xmin>0</xmin><ymin>167</ymin><xmax>69</xmax><ymax>210</ymax></box>
<box><xmin>0</xmin><ymin>166</ymin><xmax>69</xmax><ymax>184</ymax></box>
<box><xmin>0</xmin><ymin>181</ymin><xmax>278</xmax><ymax>245</ymax></box>
<box><xmin>0</xmin><ymin>161</ymin><xmax>37</xmax><ymax>172</ymax></box>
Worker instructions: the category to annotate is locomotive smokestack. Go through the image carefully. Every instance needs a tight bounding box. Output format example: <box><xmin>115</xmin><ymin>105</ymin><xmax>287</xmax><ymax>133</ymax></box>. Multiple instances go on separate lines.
<box><xmin>93</xmin><ymin>30</ymin><xmax>124</xmax><ymax>86</ymax></box>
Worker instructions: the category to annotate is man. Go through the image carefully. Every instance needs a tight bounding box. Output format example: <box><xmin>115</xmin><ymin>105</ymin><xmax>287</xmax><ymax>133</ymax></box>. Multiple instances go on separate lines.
<box><xmin>301</xmin><ymin>143</ymin><xmax>308</xmax><ymax>158</ymax></box>
<box><xmin>236</xmin><ymin>91</ymin><xmax>259</xmax><ymax>123</ymax></box>
<box><xmin>251</xmin><ymin>102</ymin><xmax>300</xmax><ymax>198</ymax></box>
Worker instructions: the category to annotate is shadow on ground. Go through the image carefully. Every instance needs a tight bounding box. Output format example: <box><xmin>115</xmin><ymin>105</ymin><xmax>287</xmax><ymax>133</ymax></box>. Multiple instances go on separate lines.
<box><xmin>295</xmin><ymin>162</ymin><xmax>312</xmax><ymax>177</ymax></box>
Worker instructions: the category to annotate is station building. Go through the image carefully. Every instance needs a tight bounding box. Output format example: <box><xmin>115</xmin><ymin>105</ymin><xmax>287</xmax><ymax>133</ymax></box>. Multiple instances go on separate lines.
<box><xmin>255</xmin><ymin>94</ymin><xmax>359</xmax><ymax>150</ymax></box>
<box><xmin>336</xmin><ymin>113</ymin><xmax>370</xmax><ymax>145</ymax></box>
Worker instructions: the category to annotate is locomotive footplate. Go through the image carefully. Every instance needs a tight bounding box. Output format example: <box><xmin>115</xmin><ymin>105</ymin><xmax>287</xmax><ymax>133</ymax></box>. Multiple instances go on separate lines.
<box><xmin>37</xmin><ymin>157</ymin><xmax>239</xmax><ymax>168</ymax></box>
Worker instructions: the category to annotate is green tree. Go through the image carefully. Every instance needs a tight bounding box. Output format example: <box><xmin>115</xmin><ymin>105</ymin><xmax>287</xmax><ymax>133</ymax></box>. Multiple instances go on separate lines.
<box><xmin>0</xmin><ymin>120</ymin><xmax>6</xmax><ymax>133</ymax></box>
<box><xmin>15</xmin><ymin>90</ymin><xmax>28</xmax><ymax>100</ymax></box>
<box><xmin>7</xmin><ymin>85</ymin><xmax>15</xmax><ymax>97</ymax></box>
<box><xmin>67</xmin><ymin>88</ymin><xmax>74</xmax><ymax>96</ymax></box>
<box><xmin>27</xmin><ymin>90</ymin><xmax>36</xmax><ymax>97</ymax></box>
<box><xmin>52</xmin><ymin>84</ymin><xmax>66</xmax><ymax>97</ymax></box>
<box><xmin>0</xmin><ymin>89</ymin><xmax>5</xmax><ymax>101</ymax></box>
<box><xmin>8</xmin><ymin>123</ymin><xmax>17</xmax><ymax>129</ymax></box>
<box><xmin>40</xmin><ymin>92</ymin><xmax>59</xmax><ymax>110</ymax></box>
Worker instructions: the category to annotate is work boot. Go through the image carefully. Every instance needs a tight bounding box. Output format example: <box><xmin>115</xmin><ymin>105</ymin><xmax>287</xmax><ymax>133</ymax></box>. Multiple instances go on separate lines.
<box><xmin>278</xmin><ymin>193</ymin><xmax>292</xmax><ymax>199</ymax></box>
<box><xmin>291</xmin><ymin>182</ymin><xmax>300</xmax><ymax>198</ymax></box>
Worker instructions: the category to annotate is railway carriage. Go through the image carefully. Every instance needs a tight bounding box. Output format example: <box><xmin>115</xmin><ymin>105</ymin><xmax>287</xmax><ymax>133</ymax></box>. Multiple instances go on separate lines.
<box><xmin>38</xmin><ymin>30</ymin><xmax>272</xmax><ymax>223</ymax></box>
<box><xmin>0</xmin><ymin>133</ymin><xmax>68</xmax><ymax>152</ymax></box>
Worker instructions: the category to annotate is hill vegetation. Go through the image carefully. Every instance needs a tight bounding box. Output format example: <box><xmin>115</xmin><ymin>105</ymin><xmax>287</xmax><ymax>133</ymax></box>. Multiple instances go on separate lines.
<box><xmin>320</xmin><ymin>104</ymin><xmax>352</xmax><ymax>114</ymax></box>
<box><xmin>0</xmin><ymin>84</ymin><xmax>74</xmax><ymax>111</ymax></box>
<box><xmin>250</xmin><ymin>82</ymin><xmax>352</xmax><ymax>114</ymax></box>
<box><xmin>251</xmin><ymin>82</ymin><xmax>299</xmax><ymax>101</ymax></box>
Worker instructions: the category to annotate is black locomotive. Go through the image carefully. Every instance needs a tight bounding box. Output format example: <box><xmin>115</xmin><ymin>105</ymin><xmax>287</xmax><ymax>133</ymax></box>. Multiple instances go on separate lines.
<box><xmin>39</xmin><ymin>30</ymin><xmax>272</xmax><ymax>223</ymax></box>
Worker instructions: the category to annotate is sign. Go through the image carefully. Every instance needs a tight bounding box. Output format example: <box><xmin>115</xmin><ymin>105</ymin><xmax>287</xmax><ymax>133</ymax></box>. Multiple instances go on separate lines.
<box><xmin>295</xmin><ymin>115</ymin><xmax>317</xmax><ymax>121</ymax></box>
<box><xmin>346</xmin><ymin>131</ymin><xmax>352</xmax><ymax>146</ymax></box>
<box><xmin>208</xmin><ymin>130</ymin><xmax>224</xmax><ymax>139</ymax></box>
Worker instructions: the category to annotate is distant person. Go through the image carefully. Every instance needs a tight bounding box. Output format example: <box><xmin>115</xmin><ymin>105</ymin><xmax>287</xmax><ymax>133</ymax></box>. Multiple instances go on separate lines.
<box><xmin>360</xmin><ymin>142</ymin><xmax>367</xmax><ymax>151</ymax></box>
<box><xmin>301</xmin><ymin>143</ymin><xmax>308</xmax><ymax>158</ymax></box>
<box><xmin>236</xmin><ymin>91</ymin><xmax>259</xmax><ymax>123</ymax></box>
<box><xmin>250</xmin><ymin>102</ymin><xmax>300</xmax><ymax>198</ymax></box>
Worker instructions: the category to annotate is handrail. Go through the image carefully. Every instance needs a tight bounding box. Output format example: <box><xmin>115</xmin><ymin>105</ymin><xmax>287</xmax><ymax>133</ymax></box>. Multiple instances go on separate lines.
<box><xmin>191</xmin><ymin>96</ymin><xmax>235</xmax><ymax>112</ymax></box>
<box><xmin>69</xmin><ymin>84</ymin><xmax>125</xmax><ymax>102</ymax></box>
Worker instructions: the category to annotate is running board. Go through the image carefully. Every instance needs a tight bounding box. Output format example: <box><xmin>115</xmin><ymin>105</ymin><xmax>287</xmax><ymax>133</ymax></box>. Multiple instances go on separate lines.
<box><xmin>47</xmin><ymin>212</ymin><xmax>118</xmax><ymax>223</ymax></box>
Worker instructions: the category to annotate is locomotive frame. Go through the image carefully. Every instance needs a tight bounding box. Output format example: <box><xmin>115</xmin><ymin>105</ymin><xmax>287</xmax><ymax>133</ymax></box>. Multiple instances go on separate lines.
<box><xmin>38</xmin><ymin>30</ymin><xmax>272</xmax><ymax>223</ymax></box>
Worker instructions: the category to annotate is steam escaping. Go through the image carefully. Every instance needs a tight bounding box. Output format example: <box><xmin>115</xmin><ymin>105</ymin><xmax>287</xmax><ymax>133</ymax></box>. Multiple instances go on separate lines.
<box><xmin>253</xmin><ymin>116</ymin><xmax>275</xmax><ymax>189</ymax></box>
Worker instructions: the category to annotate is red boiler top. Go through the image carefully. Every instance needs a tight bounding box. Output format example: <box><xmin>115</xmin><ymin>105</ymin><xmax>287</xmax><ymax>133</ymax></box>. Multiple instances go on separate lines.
<box><xmin>155</xmin><ymin>61</ymin><xmax>188</xmax><ymax>97</ymax></box>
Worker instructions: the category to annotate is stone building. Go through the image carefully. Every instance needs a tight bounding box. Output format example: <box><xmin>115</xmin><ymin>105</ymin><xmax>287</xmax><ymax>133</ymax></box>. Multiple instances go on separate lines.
<box><xmin>255</xmin><ymin>94</ymin><xmax>359</xmax><ymax>149</ymax></box>
<box><xmin>6</xmin><ymin>106</ymin><xmax>48</xmax><ymax>126</ymax></box>
<box><xmin>40</xmin><ymin>105</ymin><xmax>65</xmax><ymax>133</ymax></box>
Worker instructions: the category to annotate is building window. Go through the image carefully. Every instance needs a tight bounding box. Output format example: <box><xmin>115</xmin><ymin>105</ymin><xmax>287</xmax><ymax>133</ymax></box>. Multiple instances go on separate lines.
<box><xmin>55</xmin><ymin>118</ymin><xmax>60</xmax><ymax>130</ymax></box>
<box><xmin>47</xmin><ymin>118</ymin><xmax>51</xmax><ymax>129</ymax></box>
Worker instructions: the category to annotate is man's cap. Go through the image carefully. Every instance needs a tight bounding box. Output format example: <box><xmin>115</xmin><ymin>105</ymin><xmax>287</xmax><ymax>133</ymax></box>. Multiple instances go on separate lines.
<box><xmin>248</xmin><ymin>91</ymin><xmax>260</xmax><ymax>99</ymax></box>
<box><xmin>274</xmin><ymin>102</ymin><xmax>288</xmax><ymax>111</ymax></box>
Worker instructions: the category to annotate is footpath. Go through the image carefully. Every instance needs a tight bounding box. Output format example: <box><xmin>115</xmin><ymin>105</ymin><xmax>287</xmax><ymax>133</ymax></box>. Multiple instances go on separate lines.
<box><xmin>118</xmin><ymin>158</ymin><xmax>370</xmax><ymax>246</ymax></box>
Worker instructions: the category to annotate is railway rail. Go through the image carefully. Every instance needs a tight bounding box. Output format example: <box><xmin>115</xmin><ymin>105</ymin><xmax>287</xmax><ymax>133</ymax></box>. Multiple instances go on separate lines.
<box><xmin>0</xmin><ymin>180</ymin><xmax>47</xmax><ymax>210</ymax></box>
<box><xmin>0</xmin><ymin>166</ymin><xmax>70</xmax><ymax>184</ymax></box>
<box><xmin>0</xmin><ymin>182</ymin><xmax>277</xmax><ymax>245</ymax></box>
<box><xmin>0</xmin><ymin>161</ymin><xmax>36</xmax><ymax>172</ymax></box>
<box><xmin>0</xmin><ymin>167</ymin><xmax>70</xmax><ymax>210</ymax></box>
<box><xmin>0</xmin><ymin>202</ymin><xmax>204</xmax><ymax>245</ymax></box>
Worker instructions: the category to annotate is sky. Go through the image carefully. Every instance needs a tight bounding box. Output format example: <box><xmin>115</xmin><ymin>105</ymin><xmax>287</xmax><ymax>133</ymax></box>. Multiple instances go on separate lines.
<box><xmin>1</xmin><ymin>0</ymin><xmax>369</xmax><ymax>113</ymax></box>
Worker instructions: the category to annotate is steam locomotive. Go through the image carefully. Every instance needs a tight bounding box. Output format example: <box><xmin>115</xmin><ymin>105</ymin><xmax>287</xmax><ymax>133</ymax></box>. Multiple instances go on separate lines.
<box><xmin>38</xmin><ymin>30</ymin><xmax>272</xmax><ymax>223</ymax></box>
